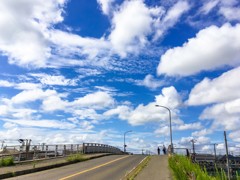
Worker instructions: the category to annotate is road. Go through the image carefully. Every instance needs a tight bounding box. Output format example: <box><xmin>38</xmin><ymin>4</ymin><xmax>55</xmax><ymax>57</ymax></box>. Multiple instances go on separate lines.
<box><xmin>8</xmin><ymin>155</ymin><xmax>146</xmax><ymax>180</ymax></box>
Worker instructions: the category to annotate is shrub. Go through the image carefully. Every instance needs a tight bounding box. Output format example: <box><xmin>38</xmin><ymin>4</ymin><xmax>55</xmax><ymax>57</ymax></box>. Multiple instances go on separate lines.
<box><xmin>0</xmin><ymin>156</ymin><xmax>14</xmax><ymax>167</ymax></box>
<box><xmin>66</xmin><ymin>153</ymin><xmax>88</xmax><ymax>163</ymax></box>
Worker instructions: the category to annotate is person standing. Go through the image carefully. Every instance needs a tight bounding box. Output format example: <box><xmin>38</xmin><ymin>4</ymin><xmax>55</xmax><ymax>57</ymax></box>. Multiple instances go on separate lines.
<box><xmin>157</xmin><ymin>147</ymin><xmax>160</xmax><ymax>155</ymax></box>
<box><xmin>163</xmin><ymin>145</ymin><xmax>166</xmax><ymax>155</ymax></box>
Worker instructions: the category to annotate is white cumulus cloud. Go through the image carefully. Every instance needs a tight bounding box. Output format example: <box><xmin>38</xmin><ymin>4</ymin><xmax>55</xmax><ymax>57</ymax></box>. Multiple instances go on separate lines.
<box><xmin>0</xmin><ymin>80</ymin><xmax>15</xmax><ymax>87</ymax></box>
<box><xmin>109</xmin><ymin>0</ymin><xmax>163</xmax><ymax>57</ymax></box>
<box><xmin>187</xmin><ymin>67</ymin><xmax>240</xmax><ymax>105</ymax></box>
<box><xmin>219</xmin><ymin>6</ymin><xmax>240</xmax><ymax>21</ymax></box>
<box><xmin>11</xmin><ymin>89</ymin><xmax>56</xmax><ymax>104</ymax></box>
<box><xmin>157</xmin><ymin>23</ymin><xmax>240</xmax><ymax>76</ymax></box>
<box><xmin>0</xmin><ymin>0</ymin><xmax>66</xmax><ymax>67</ymax></box>
<box><xmin>97</xmin><ymin>0</ymin><xmax>115</xmax><ymax>15</ymax></box>
<box><xmin>105</xmin><ymin>86</ymin><xmax>183</xmax><ymax>126</ymax></box>
<box><xmin>72</xmin><ymin>91</ymin><xmax>115</xmax><ymax>109</ymax></box>
<box><xmin>200</xmin><ymin>99</ymin><xmax>240</xmax><ymax>131</ymax></box>
<box><xmin>134</xmin><ymin>74</ymin><xmax>165</xmax><ymax>90</ymax></box>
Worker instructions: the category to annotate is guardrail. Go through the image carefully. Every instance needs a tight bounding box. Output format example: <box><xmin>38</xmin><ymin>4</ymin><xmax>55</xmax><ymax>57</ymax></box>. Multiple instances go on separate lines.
<box><xmin>83</xmin><ymin>143</ymin><xmax>122</xmax><ymax>154</ymax></box>
<box><xmin>0</xmin><ymin>143</ymin><xmax>123</xmax><ymax>163</ymax></box>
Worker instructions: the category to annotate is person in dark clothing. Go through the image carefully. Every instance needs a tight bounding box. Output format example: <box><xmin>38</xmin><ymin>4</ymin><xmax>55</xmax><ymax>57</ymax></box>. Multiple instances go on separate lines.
<box><xmin>163</xmin><ymin>145</ymin><xmax>166</xmax><ymax>155</ymax></box>
<box><xmin>186</xmin><ymin>149</ymin><xmax>190</xmax><ymax>157</ymax></box>
<box><xmin>157</xmin><ymin>147</ymin><xmax>160</xmax><ymax>155</ymax></box>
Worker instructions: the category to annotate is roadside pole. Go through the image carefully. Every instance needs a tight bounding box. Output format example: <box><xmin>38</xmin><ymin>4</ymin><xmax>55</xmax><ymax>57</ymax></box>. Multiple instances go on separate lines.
<box><xmin>213</xmin><ymin>143</ymin><xmax>218</xmax><ymax>162</ymax></box>
<box><xmin>224</xmin><ymin>131</ymin><xmax>230</xmax><ymax>180</ymax></box>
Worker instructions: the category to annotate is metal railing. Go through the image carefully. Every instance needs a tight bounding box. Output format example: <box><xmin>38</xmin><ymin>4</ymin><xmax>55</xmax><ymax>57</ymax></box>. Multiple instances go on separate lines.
<box><xmin>0</xmin><ymin>143</ymin><xmax>123</xmax><ymax>163</ymax></box>
<box><xmin>83</xmin><ymin>143</ymin><xmax>122</xmax><ymax>154</ymax></box>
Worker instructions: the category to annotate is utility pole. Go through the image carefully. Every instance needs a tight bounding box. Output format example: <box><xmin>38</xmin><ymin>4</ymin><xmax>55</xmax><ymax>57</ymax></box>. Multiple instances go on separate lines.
<box><xmin>212</xmin><ymin>143</ymin><xmax>218</xmax><ymax>162</ymax></box>
<box><xmin>224</xmin><ymin>131</ymin><xmax>230</xmax><ymax>180</ymax></box>
<box><xmin>190</xmin><ymin>139</ymin><xmax>197</xmax><ymax>154</ymax></box>
<box><xmin>124</xmin><ymin>130</ymin><xmax>132</xmax><ymax>153</ymax></box>
<box><xmin>0</xmin><ymin>140</ymin><xmax>5</xmax><ymax>149</ymax></box>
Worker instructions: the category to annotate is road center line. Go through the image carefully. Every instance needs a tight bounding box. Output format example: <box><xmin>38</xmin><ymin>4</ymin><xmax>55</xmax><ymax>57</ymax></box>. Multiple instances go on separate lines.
<box><xmin>59</xmin><ymin>155</ymin><xmax>129</xmax><ymax>180</ymax></box>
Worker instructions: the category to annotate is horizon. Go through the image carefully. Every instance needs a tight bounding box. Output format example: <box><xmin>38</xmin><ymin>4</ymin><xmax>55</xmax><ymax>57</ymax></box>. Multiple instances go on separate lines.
<box><xmin>0</xmin><ymin>0</ymin><xmax>240</xmax><ymax>155</ymax></box>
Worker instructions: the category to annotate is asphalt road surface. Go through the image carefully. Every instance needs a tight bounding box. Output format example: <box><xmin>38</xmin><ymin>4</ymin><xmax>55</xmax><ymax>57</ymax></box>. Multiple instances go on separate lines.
<box><xmin>8</xmin><ymin>155</ymin><xmax>146</xmax><ymax>180</ymax></box>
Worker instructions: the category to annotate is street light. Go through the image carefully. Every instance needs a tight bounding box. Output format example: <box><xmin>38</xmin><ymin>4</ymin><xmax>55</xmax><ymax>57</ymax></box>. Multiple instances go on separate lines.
<box><xmin>124</xmin><ymin>130</ymin><xmax>132</xmax><ymax>153</ymax></box>
<box><xmin>155</xmin><ymin>105</ymin><xmax>173</xmax><ymax>154</ymax></box>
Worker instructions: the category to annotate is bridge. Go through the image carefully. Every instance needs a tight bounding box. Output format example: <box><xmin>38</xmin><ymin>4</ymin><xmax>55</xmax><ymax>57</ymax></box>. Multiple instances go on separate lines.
<box><xmin>0</xmin><ymin>142</ymin><xmax>172</xmax><ymax>180</ymax></box>
<box><xmin>0</xmin><ymin>142</ymin><xmax>123</xmax><ymax>162</ymax></box>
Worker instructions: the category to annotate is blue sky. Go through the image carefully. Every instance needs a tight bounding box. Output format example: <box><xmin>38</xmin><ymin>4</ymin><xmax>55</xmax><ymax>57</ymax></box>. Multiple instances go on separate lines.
<box><xmin>0</xmin><ymin>0</ymin><xmax>240</xmax><ymax>154</ymax></box>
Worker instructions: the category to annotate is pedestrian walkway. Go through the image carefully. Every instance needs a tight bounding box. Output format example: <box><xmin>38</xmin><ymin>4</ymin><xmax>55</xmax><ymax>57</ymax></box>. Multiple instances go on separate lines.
<box><xmin>135</xmin><ymin>155</ymin><xmax>173</xmax><ymax>180</ymax></box>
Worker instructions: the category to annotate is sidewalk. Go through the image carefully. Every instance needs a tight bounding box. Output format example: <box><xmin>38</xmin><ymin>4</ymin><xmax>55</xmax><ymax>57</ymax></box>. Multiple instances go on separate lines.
<box><xmin>135</xmin><ymin>155</ymin><xmax>173</xmax><ymax>180</ymax></box>
<box><xmin>0</xmin><ymin>153</ymin><xmax>111</xmax><ymax>179</ymax></box>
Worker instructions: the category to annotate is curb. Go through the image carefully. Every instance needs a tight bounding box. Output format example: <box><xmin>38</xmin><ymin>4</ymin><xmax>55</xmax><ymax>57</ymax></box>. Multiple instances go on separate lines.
<box><xmin>123</xmin><ymin>155</ymin><xmax>150</xmax><ymax>180</ymax></box>
<box><xmin>0</xmin><ymin>154</ymin><xmax>112</xmax><ymax>179</ymax></box>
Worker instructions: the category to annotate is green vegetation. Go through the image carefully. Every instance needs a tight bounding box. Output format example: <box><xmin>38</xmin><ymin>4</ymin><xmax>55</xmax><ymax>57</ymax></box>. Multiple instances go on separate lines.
<box><xmin>0</xmin><ymin>156</ymin><xmax>14</xmax><ymax>167</ymax></box>
<box><xmin>32</xmin><ymin>160</ymin><xmax>37</xmax><ymax>169</ymax></box>
<box><xmin>66</xmin><ymin>153</ymin><xmax>89</xmax><ymax>163</ymax></box>
<box><xmin>237</xmin><ymin>172</ymin><xmax>240</xmax><ymax>180</ymax></box>
<box><xmin>125</xmin><ymin>156</ymin><xmax>151</xmax><ymax>180</ymax></box>
<box><xmin>169</xmin><ymin>155</ymin><xmax>240</xmax><ymax>180</ymax></box>
<box><xmin>169</xmin><ymin>155</ymin><xmax>212</xmax><ymax>180</ymax></box>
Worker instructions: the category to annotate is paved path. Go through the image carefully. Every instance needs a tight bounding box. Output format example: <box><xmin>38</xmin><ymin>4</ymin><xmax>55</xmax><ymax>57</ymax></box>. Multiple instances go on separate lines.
<box><xmin>135</xmin><ymin>155</ymin><xmax>173</xmax><ymax>180</ymax></box>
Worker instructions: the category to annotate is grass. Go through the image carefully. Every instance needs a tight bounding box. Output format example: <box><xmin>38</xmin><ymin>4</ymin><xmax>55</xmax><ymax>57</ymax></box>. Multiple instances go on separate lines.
<box><xmin>32</xmin><ymin>160</ymin><xmax>37</xmax><ymax>169</ymax></box>
<box><xmin>125</xmin><ymin>156</ymin><xmax>151</xmax><ymax>180</ymax></box>
<box><xmin>237</xmin><ymin>172</ymin><xmax>240</xmax><ymax>180</ymax></box>
<box><xmin>66</xmin><ymin>153</ymin><xmax>89</xmax><ymax>163</ymax></box>
<box><xmin>169</xmin><ymin>155</ymin><xmax>240</xmax><ymax>180</ymax></box>
<box><xmin>0</xmin><ymin>156</ymin><xmax>14</xmax><ymax>167</ymax></box>
<box><xmin>169</xmin><ymin>155</ymin><xmax>218</xmax><ymax>180</ymax></box>
<box><xmin>169</xmin><ymin>155</ymin><xmax>210</xmax><ymax>180</ymax></box>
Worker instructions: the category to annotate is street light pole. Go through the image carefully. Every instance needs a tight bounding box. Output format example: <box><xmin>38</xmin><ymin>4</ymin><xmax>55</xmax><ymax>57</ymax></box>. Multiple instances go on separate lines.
<box><xmin>124</xmin><ymin>130</ymin><xmax>132</xmax><ymax>153</ymax></box>
<box><xmin>155</xmin><ymin>105</ymin><xmax>173</xmax><ymax>154</ymax></box>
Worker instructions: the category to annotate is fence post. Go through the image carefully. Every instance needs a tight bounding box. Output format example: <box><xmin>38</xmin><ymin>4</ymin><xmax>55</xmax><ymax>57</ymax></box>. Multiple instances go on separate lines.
<box><xmin>83</xmin><ymin>143</ymin><xmax>87</xmax><ymax>154</ymax></box>
<box><xmin>33</xmin><ymin>146</ymin><xmax>36</xmax><ymax>160</ymax></box>
<box><xmin>18</xmin><ymin>153</ymin><xmax>21</xmax><ymax>162</ymax></box>
<box><xmin>42</xmin><ymin>143</ymin><xmax>45</xmax><ymax>151</ymax></box>
<box><xmin>77</xmin><ymin>144</ymin><xmax>79</xmax><ymax>153</ymax></box>
<box><xmin>45</xmin><ymin>145</ymin><xmax>48</xmax><ymax>158</ymax></box>
<box><xmin>63</xmin><ymin>145</ymin><xmax>66</xmax><ymax>156</ymax></box>
<box><xmin>71</xmin><ymin>144</ymin><xmax>73</xmax><ymax>154</ymax></box>
<box><xmin>55</xmin><ymin>145</ymin><xmax>58</xmax><ymax>158</ymax></box>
